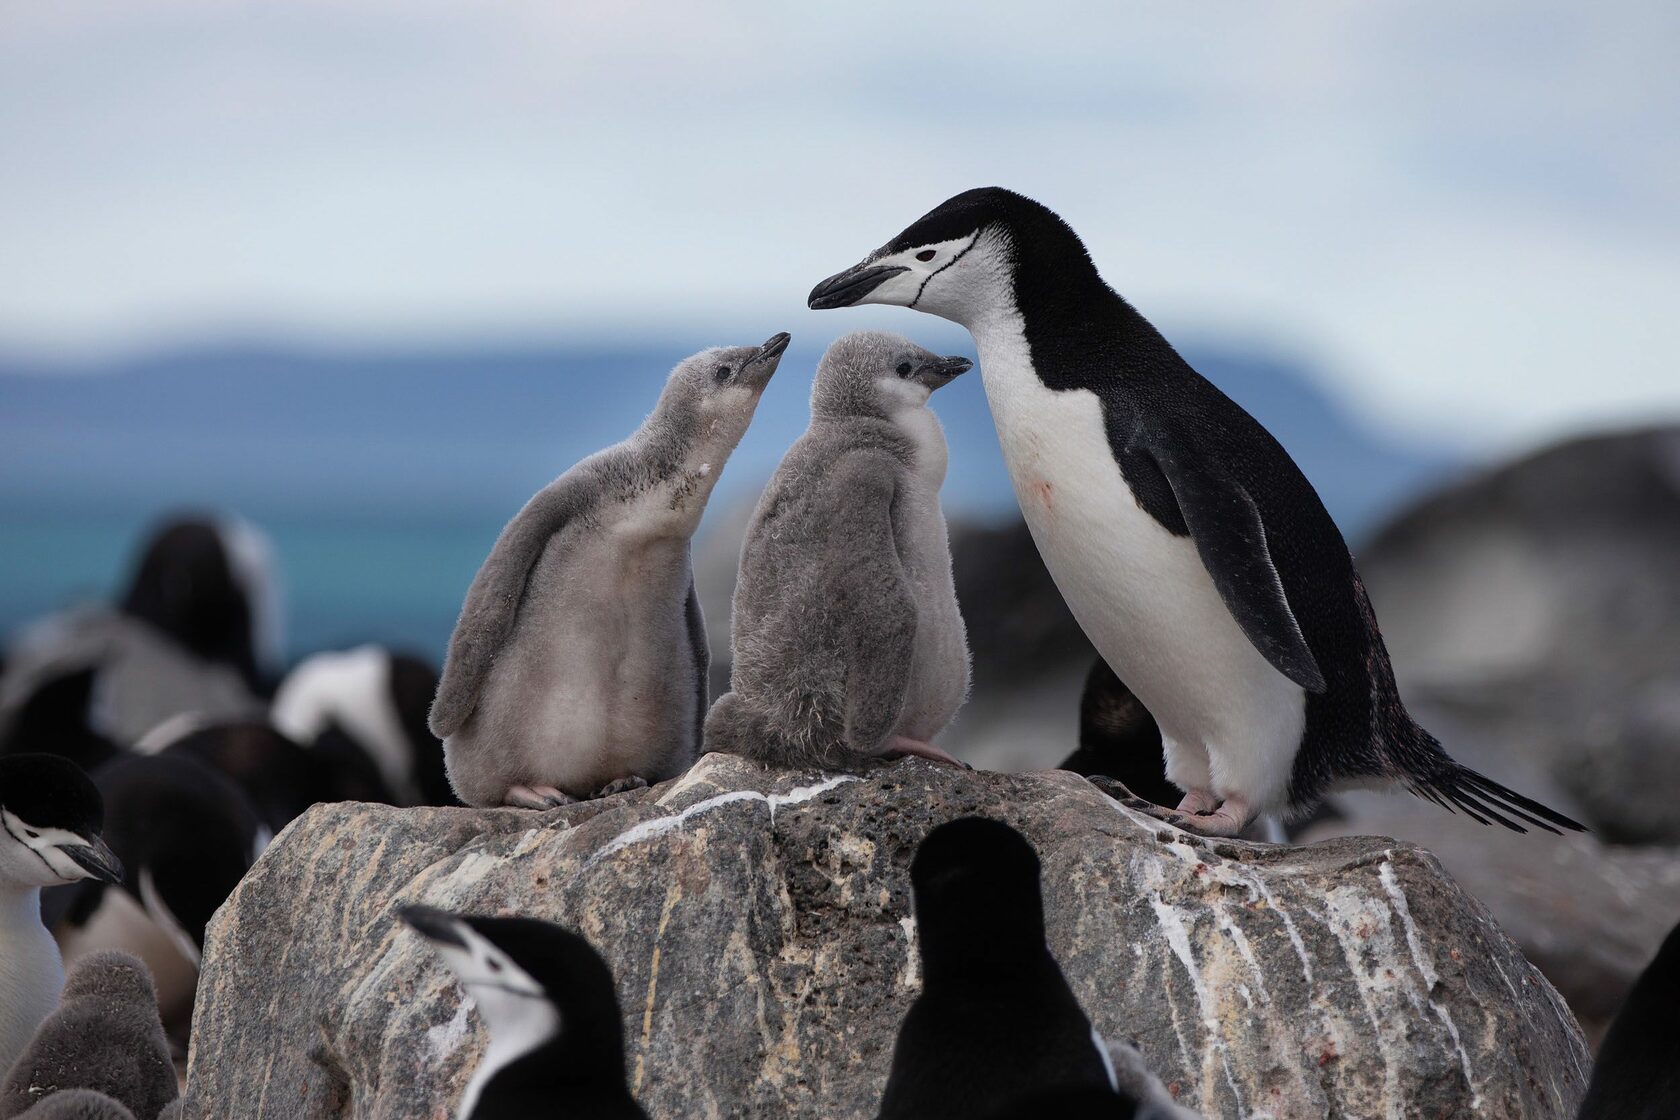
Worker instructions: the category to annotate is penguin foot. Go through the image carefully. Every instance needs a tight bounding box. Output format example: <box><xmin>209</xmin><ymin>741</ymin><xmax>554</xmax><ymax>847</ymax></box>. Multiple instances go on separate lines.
<box><xmin>593</xmin><ymin>775</ymin><xmax>650</xmax><ymax>799</ymax></box>
<box><xmin>503</xmin><ymin>785</ymin><xmax>577</xmax><ymax>810</ymax></box>
<box><xmin>1167</xmin><ymin>796</ymin><xmax>1255</xmax><ymax>838</ymax></box>
<box><xmin>886</xmin><ymin>737</ymin><xmax>970</xmax><ymax>769</ymax></box>
<box><xmin>1175</xmin><ymin>789</ymin><xmax>1222</xmax><ymax>815</ymax></box>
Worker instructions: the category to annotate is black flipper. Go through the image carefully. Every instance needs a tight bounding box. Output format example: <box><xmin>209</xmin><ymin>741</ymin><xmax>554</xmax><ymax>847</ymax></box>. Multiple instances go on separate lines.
<box><xmin>1144</xmin><ymin>441</ymin><xmax>1327</xmax><ymax>693</ymax></box>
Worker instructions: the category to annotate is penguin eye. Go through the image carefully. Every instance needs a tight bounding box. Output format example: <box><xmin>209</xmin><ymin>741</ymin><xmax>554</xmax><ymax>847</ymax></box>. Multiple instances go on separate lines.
<box><xmin>915</xmin><ymin>249</ymin><xmax>936</xmax><ymax>262</ymax></box>
<box><xmin>896</xmin><ymin>362</ymin><xmax>913</xmax><ymax>377</ymax></box>
<box><xmin>24</xmin><ymin>829</ymin><xmax>39</xmax><ymax>839</ymax></box>
<box><xmin>714</xmin><ymin>365</ymin><xmax>732</xmax><ymax>382</ymax></box>
<box><xmin>487</xmin><ymin>958</ymin><xmax>503</xmax><ymax>973</ymax></box>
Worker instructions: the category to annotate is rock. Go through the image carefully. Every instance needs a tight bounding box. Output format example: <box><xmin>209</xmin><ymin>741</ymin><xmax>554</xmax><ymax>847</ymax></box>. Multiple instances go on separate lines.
<box><xmin>1361</xmin><ymin>425</ymin><xmax>1680</xmax><ymax>843</ymax></box>
<box><xmin>183</xmin><ymin>754</ymin><xmax>1587</xmax><ymax>1119</ymax></box>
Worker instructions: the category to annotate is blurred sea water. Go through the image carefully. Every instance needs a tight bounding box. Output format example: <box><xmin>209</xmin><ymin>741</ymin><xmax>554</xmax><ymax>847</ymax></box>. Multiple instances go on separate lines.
<box><xmin>0</xmin><ymin>336</ymin><xmax>1455</xmax><ymax>665</ymax></box>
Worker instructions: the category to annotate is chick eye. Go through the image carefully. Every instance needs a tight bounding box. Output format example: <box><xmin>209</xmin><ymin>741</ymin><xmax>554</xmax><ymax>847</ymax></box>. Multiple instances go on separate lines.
<box><xmin>916</xmin><ymin>249</ymin><xmax>936</xmax><ymax>262</ymax></box>
<box><xmin>896</xmin><ymin>362</ymin><xmax>913</xmax><ymax>377</ymax></box>
<box><xmin>714</xmin><ymin>365</ymin><xmax>732</xmax><ymax>382</ymax></box>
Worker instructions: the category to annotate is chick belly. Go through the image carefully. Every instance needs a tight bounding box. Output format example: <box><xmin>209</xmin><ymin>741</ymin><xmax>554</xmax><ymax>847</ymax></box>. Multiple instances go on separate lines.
<box><xmin>1009</xmin><ymin>449</ymin><xmax>1304</xmax><ymax>812</ymax></box>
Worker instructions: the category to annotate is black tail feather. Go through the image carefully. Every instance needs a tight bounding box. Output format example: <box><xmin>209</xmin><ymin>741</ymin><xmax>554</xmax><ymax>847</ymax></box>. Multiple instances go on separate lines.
<box><xmin>1421</xmin><ymin>766</ymin><xmax>1586</xmax><ymax>835</ymax></box>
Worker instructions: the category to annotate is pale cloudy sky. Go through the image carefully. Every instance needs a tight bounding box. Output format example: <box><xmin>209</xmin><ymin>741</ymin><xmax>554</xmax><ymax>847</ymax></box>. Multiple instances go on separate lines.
<box><xmin>1</xmin><ymin>1</ymin><xmax>1676</xmax><ymax>452</ymax></box>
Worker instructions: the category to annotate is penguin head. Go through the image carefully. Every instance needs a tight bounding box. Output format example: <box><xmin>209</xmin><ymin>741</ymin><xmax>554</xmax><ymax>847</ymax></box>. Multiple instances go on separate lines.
<box><xmin>909</xmin><ymin>816</ymin><xmax>1048</xmax><ymax>982</ymax></box>
<box><xmin>657</xmin><ymin>332</ymin><xmax>791</xmax><ymax>455</ymax></box>
<box><xmin>811</xmin><ymin>330</ymin><xmax>972</xmax><ymax>419</ymax></box>
<box><xmin>400</xmin><ymin>906</ymin><xmax>627</xmax><ymax>1066</ymax></box>
<box><xmin>809</xmin><ymin>187</ymin><xmax>1080</xmax><ymax>326</ymax></box>
<box><xmin>0</xmin><ymin>753</ymin><xmax>124</xmax><ymax>889</ymax></box>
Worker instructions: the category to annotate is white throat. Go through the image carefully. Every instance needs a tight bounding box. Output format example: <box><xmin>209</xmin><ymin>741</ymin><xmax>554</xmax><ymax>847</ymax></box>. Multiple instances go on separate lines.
<box><xmin>456</xmin><ymin>991</ymin><xmax>560</xmax><ymax>1119</ymax></box>
<box><xmin>0</xmin><ymin>885</ymin><xmax>65</xmax><ymax>1073</ymax></box>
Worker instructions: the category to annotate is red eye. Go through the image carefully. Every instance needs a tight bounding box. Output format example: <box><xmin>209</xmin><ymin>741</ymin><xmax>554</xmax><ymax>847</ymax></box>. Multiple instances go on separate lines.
<box><xmin>916</xmin><ymin>249</ymin><xmax>936</xmax><ymax>262</ymax></box>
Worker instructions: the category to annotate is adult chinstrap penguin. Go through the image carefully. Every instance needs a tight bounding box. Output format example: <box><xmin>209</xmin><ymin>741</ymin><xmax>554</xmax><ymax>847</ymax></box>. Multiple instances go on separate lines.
<box><xmin>876</xmin><ymin>817</ymin><xmax>1132</xmax><ymax>1120</ymax></box>
<box><xmin>1576</xmin><ymin>914</ymin><xmax>1680</xmax><ymax>1120</ymax></box>
<box><xmin>399</xmin><ymin>906</ymin><xmax>649</xmax><ymax>1120</ymax></box>
<box><xmin>706</xmin><ymin>331</ymin><xmax>973</xmax><ymax>770</ymax></box>
<box><xmin>810</xmin><ymin>187</ymin><xmax>1584</xmax><ymax>839</ymax></box>
<box><xmin>0</xmin><ymin>755</ymin><xmax>122</xmax><ymax>1076</ymax></box>
<box><xmin>432</xmin><ymin>334</ymin><xmax>789</xmax><ymax>810</ymax></box>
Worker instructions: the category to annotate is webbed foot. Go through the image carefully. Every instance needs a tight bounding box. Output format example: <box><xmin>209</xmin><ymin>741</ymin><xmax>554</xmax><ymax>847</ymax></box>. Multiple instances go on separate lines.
<box><xmin>594</xmin><ymin>775</ymin><xmax>650</xmax><ymax>799</ymax></box>
<box><xmin>886</xmin><ymin>736</ymin><xmax>971</xmax><ymax>770</ymax></box>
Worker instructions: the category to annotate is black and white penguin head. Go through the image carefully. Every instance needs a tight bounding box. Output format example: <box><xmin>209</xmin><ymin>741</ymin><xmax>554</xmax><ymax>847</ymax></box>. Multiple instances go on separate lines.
<box><xmin>656</xmin><ymin>332</ymin><xmax>791</xmax><ymax>456</ymax></box>
<box><xmin>809</xmin><ymin>187</ymin><xmax>1091</xmax><ymax>327</ymax></box>
<box><xmin>400</xmin><ymin>905</ymin><xmax>627</xmax><ymax>1063</ymax></box>
<box><xmin>811</xmin><ymin>330</ymin><xmax>972</xmax><ymax>419</ymax></box>
<box><xmin>0</xmin><ymin>753</ymin><xmax>123</xmax><ymax>889</ymax></box>
<box><xmin>910</xmin><ymin>816</ymin><xmax>1048</xmax><ymax>981</ymax></box>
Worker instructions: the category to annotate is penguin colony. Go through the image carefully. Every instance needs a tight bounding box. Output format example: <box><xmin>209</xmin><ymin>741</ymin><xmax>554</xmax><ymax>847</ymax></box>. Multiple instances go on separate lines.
<box><xmin>2</xmin><ymin>188</ymin><xmax>1637</xmax><ymax>1118</ymax></box>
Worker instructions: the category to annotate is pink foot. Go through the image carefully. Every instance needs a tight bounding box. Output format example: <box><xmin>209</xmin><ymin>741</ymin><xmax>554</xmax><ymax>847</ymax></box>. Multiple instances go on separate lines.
<box><xmin>886</xmin><ymin>736</ymin><xmax>970</xmax><ymax>769</ymax></box>
<box><xmin>503</xmin><ymin>784</ymin><xmax>576</xmax><ymax>810</ymax></box>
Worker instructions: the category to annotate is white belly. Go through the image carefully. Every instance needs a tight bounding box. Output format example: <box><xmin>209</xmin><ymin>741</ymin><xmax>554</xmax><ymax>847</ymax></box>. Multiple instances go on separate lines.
<box><xmin>0</xmin><ymin>897</ymin><xmax>63</xmax><ymax>1072</ymax></box>
<box><xmin>972</xmin><ymin>319</ymin><xmax>1304</xmax><ymax>810</ymax></box>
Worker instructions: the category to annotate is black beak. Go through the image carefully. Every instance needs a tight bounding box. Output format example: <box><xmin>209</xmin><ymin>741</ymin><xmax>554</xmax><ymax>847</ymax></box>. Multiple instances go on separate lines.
<box><xmin>740</xmin><ymin>331</ymin><xmax>790</xmax><ymax>389</ymax></box>
<box><xmin>62</xmin><ymin>836</ymin><xmax>123</xmax><ymax>884</ymax></box>
<box><xmin>398</xmin><ymin>904</ymin><xmax>469</xmax><ymax>949</ymax></box>
<box><xmin>913</xmin><ymin>354</ymin><xmax>973</xmax><ymax>391</ymax></box>
<box><xmin>808</xmin><ymin>263</ymin><xmax>908</xmax><ymax>310</ymax></box>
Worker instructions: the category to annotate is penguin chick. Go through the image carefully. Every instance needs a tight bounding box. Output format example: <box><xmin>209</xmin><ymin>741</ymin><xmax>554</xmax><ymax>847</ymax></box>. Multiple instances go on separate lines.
<box><xmin>51</xmin><ymin>754</ymin><xmax>262</xmax><ymax>1037</ymax></box>
<box><xmin>0</xmin><ymin>755</ymin><xmax>122</xmax><ymax>1076</ymax></box>
<box><xmin>876</xmin><ymin>818</ymin><xmax>1125</xmax><ymax>1120</ymax></box>
<box><xmin>1576</xmin><ymin>914</ymin><xmax>1680</xmax><ymax>1120</ymax></box>
<box><xmin>399</xmin><ymin>906</ymin><xmax>649</xmax><ymax>1120</ymax></box>
<box><xmin>810</xmin><ymin>187</ymin><xmax>1584</xmax><ymax>838</ymax></box>
<box><xmin>707</xmin><ymin>331</ymin><xmax>973</xmax><ymax>770</ymax></box>
<box><xmin>10</xmin><ymin>1091</ymin><xmax>135</xmax><ymax>1120</ymax></box>
<box><xmin>1059</xmin><ymin>657</ymin><xmax>1178</xmax><ymax>809</ymax></box>
<box><xmin>0</xmin><ymin>952</ymin><xmax>175</xmax><ymax>1120</ymax></box>
<box><xmin>432</xmin><ymin>334</ymin><xmax>789</xmax><ymax>809</ymax></box>
<box><xmin>272</xmin><ymin>646</ymin><xmax>453</xmax><ymax>807</ymax></box>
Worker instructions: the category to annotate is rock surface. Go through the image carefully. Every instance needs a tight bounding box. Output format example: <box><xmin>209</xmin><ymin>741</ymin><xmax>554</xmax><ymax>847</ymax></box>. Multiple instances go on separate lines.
<box><xmin>184</xmin><ymin>754</ymin><xmax>1589</xmax><ymax>1119</ymax></box>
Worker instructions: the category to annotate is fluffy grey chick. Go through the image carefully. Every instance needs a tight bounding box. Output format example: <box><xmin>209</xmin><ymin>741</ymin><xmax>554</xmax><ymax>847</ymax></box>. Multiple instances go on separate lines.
<box><xmin>12</xmin><ymin>1091</ymin><xmax>134</xmax><ymax>1120</ymax></box>
<box><xmin>0</xmin><ymin>952</ymin><xmax>175</xmax><ymax>1120</ymax></box>
<box><xmin>707</xmin><ymin>331</ymin><xmax>972</xmax><ymax>769</ymax></box>
<box><xmin>433</xmin><ymin>334</ymin><xmax>789</xmax><ymax>809</ymax></box>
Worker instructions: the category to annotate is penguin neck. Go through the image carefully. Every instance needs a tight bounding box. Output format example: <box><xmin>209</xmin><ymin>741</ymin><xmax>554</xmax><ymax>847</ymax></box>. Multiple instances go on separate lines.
<box><xmin>0</xmin><ymin>883</ymin><xmax>44</xmax><ymax>937</ymax></box>
<box><xmin>475</xmin><ymin>1012</ymin><xmax>628</xmax><ymax>1107</ymax></box>
<box><xmin>620</xmin><ymin>420</ymin><xmax>725</xmax><ymax>539</ymax></box>
<box><xmin>0</xmin><ymin>885</ymin><xmax>62</xmax><ymax>993</ymax></box>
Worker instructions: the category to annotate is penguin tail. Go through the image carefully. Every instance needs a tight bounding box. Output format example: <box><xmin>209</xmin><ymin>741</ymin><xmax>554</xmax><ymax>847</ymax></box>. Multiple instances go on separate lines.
<box><xmin>1409</xmin><ymin>761</ymin><xmax>1587</xmax><ymax>836</ymax></box>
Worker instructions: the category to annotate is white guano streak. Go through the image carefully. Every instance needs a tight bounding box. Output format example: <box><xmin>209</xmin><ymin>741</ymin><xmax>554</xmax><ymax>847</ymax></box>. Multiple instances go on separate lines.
<box><xmin>586</xmin><ymin>774</ymin><xmax>861</xmax><ymax>869</ymax></box>
<box><xmin>1380</xmin><ymin>858</ymin><xmax>1482</xmax><ymax>1112</ymax></box>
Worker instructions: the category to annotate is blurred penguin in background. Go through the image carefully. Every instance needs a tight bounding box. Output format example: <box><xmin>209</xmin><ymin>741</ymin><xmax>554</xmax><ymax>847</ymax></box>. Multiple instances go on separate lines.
<box><xmin>10</xmin><ymin>1090</ymin><xmax>136</xmax><ymax>1120</ymax></box>
<box><xmin>1576</xmin><ymin>913</ymin><xmax>1680</xmax><ymax>1120</ymax></box>
<box><xmin>272</xmin><ymin>646</ymin><xmax>453</xmax><ymax>807</ymax></box>
<box><xmin>0</xmin><ymin>951</ymin><xmax>176</xmax><ymax>1120</ymax></box>
<box><xmin>0</xmin><ymin>515</ymin><xmax>277</xmax><ymax>751</ymax></box>
<box><xmin>47</xmin><ymin>754</ymin><xmax>263</xmax><ymax>1041</ymax></box>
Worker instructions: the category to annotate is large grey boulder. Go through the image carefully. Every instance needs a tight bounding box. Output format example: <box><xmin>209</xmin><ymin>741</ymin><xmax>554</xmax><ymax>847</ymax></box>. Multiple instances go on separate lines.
<box><xmin>182</xmin><ymin>754</ymin><xmax>1588</xmax><ymax>1119</ymax></box>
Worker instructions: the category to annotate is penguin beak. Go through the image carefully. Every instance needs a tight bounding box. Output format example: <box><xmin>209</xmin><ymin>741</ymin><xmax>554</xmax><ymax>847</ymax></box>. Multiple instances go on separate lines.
<box><xmin>808</xmin><ymin>262</ymin><xmax>909</xmax><ymax>310</ymax></box>
<box><xmin>61</xmin><ymin>835</ymin><xmax>123</xmax><ymax>884</ymax></box>
<box><xmin>398</xmin><ymin>904</ymin><xmax>470</xmax><ymax>949</ymax></box>
<box><xmin>738</xmin><ymin>331</ymin><xmax>790</xmax><ymax>390</ymax></box>
<box><xmin>913</xmin><ymin>355</ymin><xmax>973</xmax><ymax>391</ymax></box>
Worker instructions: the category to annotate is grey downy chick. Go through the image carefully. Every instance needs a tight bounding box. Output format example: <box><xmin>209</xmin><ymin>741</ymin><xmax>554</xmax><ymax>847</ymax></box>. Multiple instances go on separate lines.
<box><xmin>433</xmin><ymin>335</ymin><xmax>789</xmax><ymax>809</ymax></box>
<box><xmin>0</xmin><ymin>951</ymin><xmax>175</xmax><ymax>1120</ymax></box>
<box><xmin>707</xmin><ymin>330</ymin><xmax>973</xmax><ymax>769</ymax></box>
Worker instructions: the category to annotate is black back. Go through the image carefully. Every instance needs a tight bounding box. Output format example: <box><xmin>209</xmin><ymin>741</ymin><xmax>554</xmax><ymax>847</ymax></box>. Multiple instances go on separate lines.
<box><xmin>461</xmin><ymin>916</ymin><xmax>648</xmax><ymax>1120</ymax></box>
<box><xmin>877</xmin><ymin>818</ymin><xmax>1114</xmax><ymax>1120</ymax></box>
<box><xmin>1059</xmin><ymin>657</ymin><xmax>1178</xmax><ymax>808</ymax></box>
<box><xmin>120</xmin><ymin>516</ymin><xmax>260</xmax><ymax>690</ymax></box>
<box><xmin>53</xmin><ymin>754</ymin><xmax>259</xmax><ymax>949</ymax></box>
<box><xmin>387</xmin><ymin>652</ymin><xmax>456</xmax><ymax>806</ymax></box>
<box><xmin>162</xmin><ymin>721</ymin><xmax>369</xmax><ymax>832</ymax></box>
<box><xmin>0</xmin><ymin>668</ymin><xmax>122</xmax><ymax>773</ymax></box>
<box><xmin>1577</xmin><ymin>916</ymin><xmax>1680</xmax><ymax>1120</ymax></box>
<box><xmin>0</xmin><ymin>752</ymin><xmax>105</xmax><ymax>835</ymax></box>
<box><xmin>983</xmin><ymin>1085</ymin><xmax>1139</xmax><ymax>1120</ymax></box>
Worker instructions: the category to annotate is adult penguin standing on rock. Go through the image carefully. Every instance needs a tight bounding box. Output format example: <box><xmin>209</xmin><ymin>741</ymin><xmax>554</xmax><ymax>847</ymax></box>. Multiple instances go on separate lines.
<box><xmin>810</xmin><ymin>187</ymin><xmax>1584</xmax><ymax>839</ymax></box>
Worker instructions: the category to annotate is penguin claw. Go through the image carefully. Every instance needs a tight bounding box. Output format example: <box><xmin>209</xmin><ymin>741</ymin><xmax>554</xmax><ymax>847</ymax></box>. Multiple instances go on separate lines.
<box><xmin>503</xmin><ymin>785</ymin><xmax>578</xmax><ymax>810</ymax></box>
<box><xmin>594</xmin><ymin>776</ymin><xmax>650</xmax><ymax>798</ymax></box>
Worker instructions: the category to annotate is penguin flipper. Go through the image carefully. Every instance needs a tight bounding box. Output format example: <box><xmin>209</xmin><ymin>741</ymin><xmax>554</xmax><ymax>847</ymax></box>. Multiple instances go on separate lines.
<box><xmin>1148</xmin><ymin>447</ymin><xmax>1327</xmax><ymax>693</ymax></box>
<box><xmin>431</xmin><ymin>472</ymin><xmax>597</xmax><ymax>738</ymax></box>
<box><xmin>683</xmin><ymin>575</ymin><xmax>709</xmax><ymax>750</ymax></box>
<box><xmin>827</xmin><ymin>454</ymin><xmax>917</xmax><ymax>754</ymax></box>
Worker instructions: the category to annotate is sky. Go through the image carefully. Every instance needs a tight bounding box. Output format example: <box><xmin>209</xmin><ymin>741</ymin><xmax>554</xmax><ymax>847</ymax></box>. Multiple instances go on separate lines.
<box><xmin>1</xmin><ymin>0</ymin><xmax>1677</xmax><ymax>453</ymax></box>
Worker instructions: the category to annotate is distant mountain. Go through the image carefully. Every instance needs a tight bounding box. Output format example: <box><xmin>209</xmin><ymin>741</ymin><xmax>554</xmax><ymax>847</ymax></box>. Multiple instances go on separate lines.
<box><xmin>0</xmin><ymin>334</ymin><xmax>1457</xmax><ymax>660</ymax></box>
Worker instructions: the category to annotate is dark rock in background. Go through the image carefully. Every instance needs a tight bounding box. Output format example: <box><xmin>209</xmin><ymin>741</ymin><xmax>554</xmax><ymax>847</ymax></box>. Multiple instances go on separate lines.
<box><xmin>184</xmin><ymin>755</ymin><xmax>1586</xmax><ymax>1119</ymax></box>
